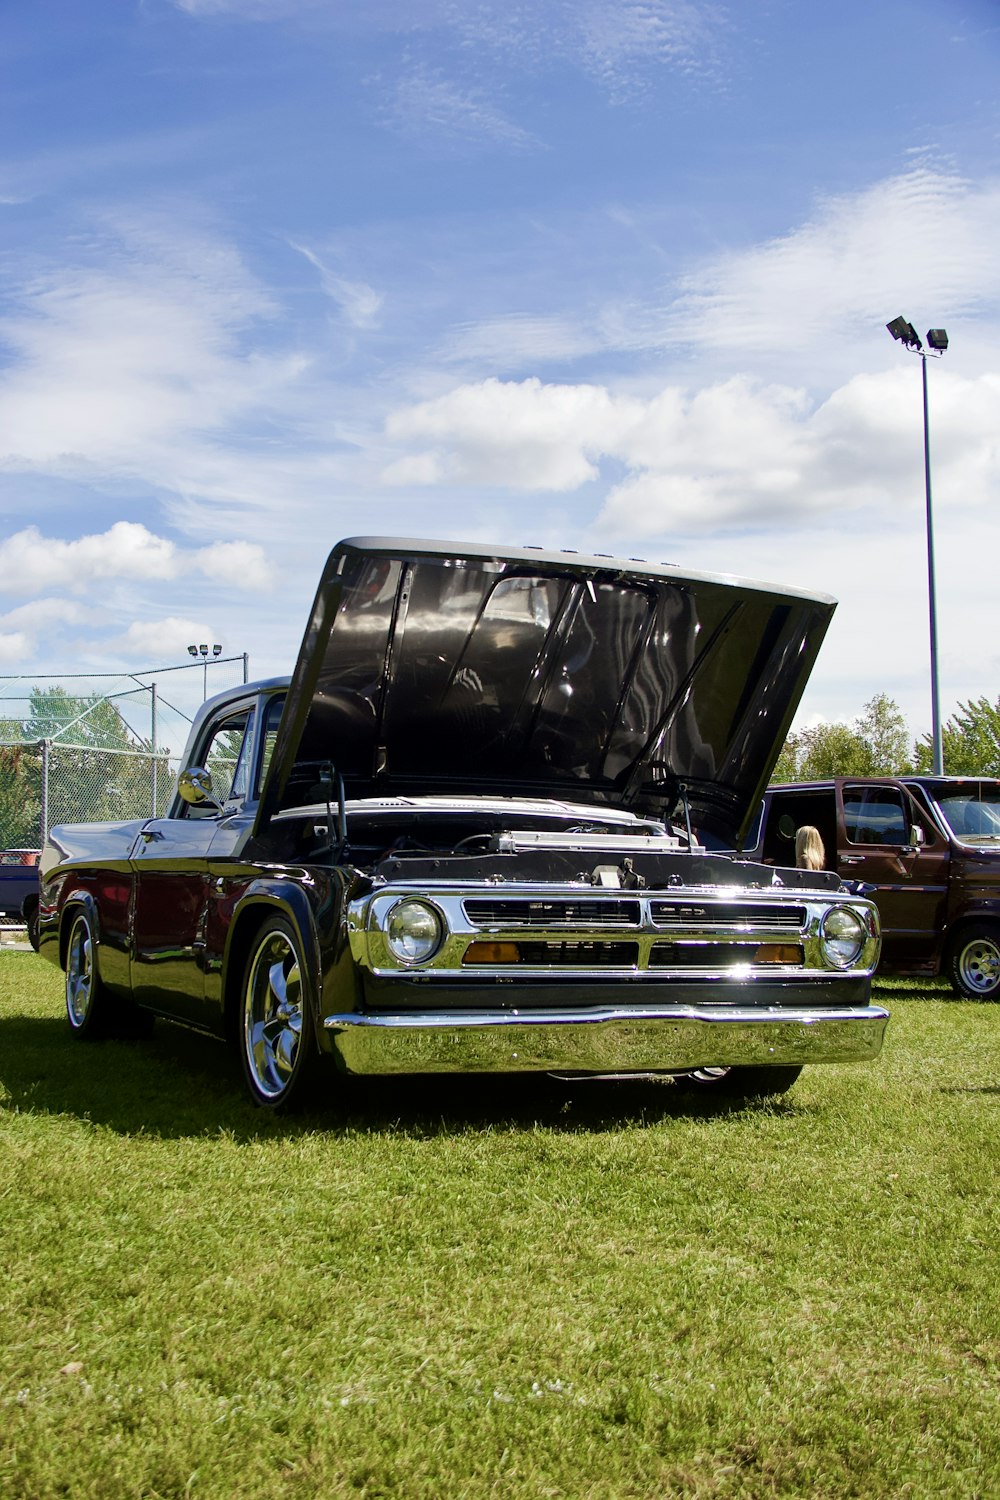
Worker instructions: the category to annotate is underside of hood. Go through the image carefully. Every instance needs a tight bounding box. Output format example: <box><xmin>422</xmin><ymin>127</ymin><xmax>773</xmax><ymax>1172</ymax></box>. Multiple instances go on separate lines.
<box><xmin>256</xmin><ymin>538</ymin><xmax>835</xmax><ymax>848</ymax></box>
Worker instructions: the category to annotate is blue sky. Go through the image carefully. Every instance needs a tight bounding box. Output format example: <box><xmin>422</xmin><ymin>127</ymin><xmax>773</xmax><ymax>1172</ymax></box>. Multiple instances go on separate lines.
<box><xmin>0</xmin><ymin>0</ymin><xmax>998</xmax><ymax>740</ymax></box>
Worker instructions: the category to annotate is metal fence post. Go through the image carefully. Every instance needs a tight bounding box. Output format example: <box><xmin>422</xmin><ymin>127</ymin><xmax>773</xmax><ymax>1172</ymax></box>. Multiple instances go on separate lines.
<box><xmin>151</xmin><ymin>682</ymin><xmax>158</xmax><ymax>815</ymax></box>
<box><xmin>40</xmin><ymin>738</ymin><xmax>50</xmax><ymax>847</ymax></box>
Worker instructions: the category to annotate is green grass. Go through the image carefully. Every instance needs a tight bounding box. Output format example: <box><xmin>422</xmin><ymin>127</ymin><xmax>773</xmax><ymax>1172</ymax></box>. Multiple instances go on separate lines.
<box><xmin>1</xmin><ymin>955</ymin><xmax>999</xmax><ymax>1499</ymax></box>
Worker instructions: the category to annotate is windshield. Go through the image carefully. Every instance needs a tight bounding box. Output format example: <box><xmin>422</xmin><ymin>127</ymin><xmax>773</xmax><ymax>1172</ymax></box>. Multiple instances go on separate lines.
<box><xmin>928</xmin><ymin>781</ymin><xmax>1000</xmax><ymax>843</ymax></box>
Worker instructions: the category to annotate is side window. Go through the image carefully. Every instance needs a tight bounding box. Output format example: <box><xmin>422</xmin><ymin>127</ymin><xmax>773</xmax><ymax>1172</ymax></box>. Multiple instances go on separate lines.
<box><xmin>843</xmin><ymin>787</ymin><xmax>908</xmax><ymax>846</ymax></box>
<box><xmin>197</xmin><ymin>708</ymin><xmax>255</xmax><ymax>810</ymax></box>
<box><xmin>255</xmin><ymin>696</ymin><xmax>285</xmax><ymax>796</ymax></box>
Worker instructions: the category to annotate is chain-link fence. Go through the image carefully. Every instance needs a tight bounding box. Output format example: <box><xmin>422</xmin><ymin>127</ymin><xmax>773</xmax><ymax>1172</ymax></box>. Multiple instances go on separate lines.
<box><xmin>0</xmin><ymin>655</ymin><xmax>249</xmax><ymax>850</ymax></box>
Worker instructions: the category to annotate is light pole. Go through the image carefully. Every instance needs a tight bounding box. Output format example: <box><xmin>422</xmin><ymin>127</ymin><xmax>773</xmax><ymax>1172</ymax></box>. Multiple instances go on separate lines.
<box><xmin>187</xmin><ymin>642</ymin><xmax>223</xmax><ymax>701</ymax></box>
<box><xmin>886</xmin><ymin>317</ymin><xmax>948</xmax><ymax>774</ymax></box>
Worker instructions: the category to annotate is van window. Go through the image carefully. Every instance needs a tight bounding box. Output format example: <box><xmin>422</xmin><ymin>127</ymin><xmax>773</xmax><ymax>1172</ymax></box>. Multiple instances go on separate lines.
<box><xmin>758</xmin><ymin>788</ymin><xmax>835</xmax><ymax>869</ymax></box>
<box><xmin>844</xmin><ymin>787</ymin><xmax>908</xmax><ymax>846</ymax></box>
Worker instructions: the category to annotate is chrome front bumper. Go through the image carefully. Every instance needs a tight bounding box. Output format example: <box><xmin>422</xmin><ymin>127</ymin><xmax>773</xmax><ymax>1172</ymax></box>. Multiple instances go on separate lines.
<box><xmin>322</xmin><ymin>1003</ymin><xmax>889</xmax><ymax>1076</ymax></box>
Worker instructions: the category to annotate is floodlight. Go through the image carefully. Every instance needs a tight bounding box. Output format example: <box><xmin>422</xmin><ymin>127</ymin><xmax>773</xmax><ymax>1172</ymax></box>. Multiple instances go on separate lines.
<box><xmin>187</xmin><ymin>645</ymin><xmax>198</xmax><ymax>657</ymax></box>
<box><xmin>886</xmin><ymin>316</ymin><xmax>921</xmax><ymax>350</ymax></box>
<box><xmin>926</xmin><ymin>328</ymin><xmax>948</xmax><ymax>351</ymax></box>
<box><xmin>212</xmin><ymin>644</ymin><xmax>222</xmax><ymax>657</ymax></box>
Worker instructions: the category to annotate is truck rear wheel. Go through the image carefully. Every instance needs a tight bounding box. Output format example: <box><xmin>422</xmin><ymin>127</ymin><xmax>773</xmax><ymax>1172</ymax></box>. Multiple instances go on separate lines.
<box><xmin>948</xmin><ymin>925</ymin><xmax>1000</xmax><ymax>1000</ymax></box>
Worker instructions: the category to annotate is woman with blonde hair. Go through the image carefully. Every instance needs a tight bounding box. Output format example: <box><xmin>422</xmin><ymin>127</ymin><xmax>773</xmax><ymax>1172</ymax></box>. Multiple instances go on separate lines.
<box><xmin>795</xmin><ymin>825</ymin><xmax>825</xmax><ymax>871</ymax></box>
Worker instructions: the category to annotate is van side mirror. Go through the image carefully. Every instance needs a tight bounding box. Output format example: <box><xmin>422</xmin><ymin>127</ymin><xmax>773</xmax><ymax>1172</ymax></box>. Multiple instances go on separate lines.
<box><xmin>909</xmin><ymin>825</ymin><xmax>924</xmax><ymax>848</ymax></box>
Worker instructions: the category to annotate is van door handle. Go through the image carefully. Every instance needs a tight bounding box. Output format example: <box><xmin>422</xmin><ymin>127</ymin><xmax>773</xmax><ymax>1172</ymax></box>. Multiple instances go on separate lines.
<box><xmin>842</xmin><ymin>856</ymin><xmax>863</xmax><ymax>866</ymax></box>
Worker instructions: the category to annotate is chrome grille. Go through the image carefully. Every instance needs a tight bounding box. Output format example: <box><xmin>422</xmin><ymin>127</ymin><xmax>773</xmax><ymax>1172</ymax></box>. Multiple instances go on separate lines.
<box><xmin>515</xmin><ymin>941</ymin><xmax>640</xmax><ymax>968</ymax></box>
<box><xmin>650</xmin><ymin>901</ymin><xmax>807</xmax><ymax>930</ymax></box>
<box><xmin>463</xmin><ymin>898</ymin><xmax>642</xmax><ymax>928</ymax></box>
<box><xmin>649</xmin><ymin>942</ymin><xmax>804</xmax><ymax>969</ymax></box>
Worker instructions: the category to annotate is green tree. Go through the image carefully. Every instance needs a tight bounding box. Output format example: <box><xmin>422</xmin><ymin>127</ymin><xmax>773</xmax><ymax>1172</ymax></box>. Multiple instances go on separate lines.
<box><xmin>913</xmin><ymin>696</ymin><xmax>1000</xmax><ymax>776</ymax></box>
<box><xmin>771</xmin><ymin>694</ymin><xmax>911</xmax><ymax>782</ymax></box>
<box><xmin>29</xmin><ymin>687</ymin><xmax>163</xmax><ymax>830</ymax></box>
<box><xmin>0</xmin><ymin>686</ymin><xmax>172</xmax><ymax>843</ymax></box>
<box><xmin>0</xmin><ymin>744</ymin><xmax>42</xmax><ymax>846</ymax></box>
<box><xmin>856</xmin><ymin>692</ymin><xmax>911</xmax><ymax>774</ymax></box>
<box><xmin>795</xmin><ymin>720</ymin><xmax>871</xmax><ymax>779</ymax></box>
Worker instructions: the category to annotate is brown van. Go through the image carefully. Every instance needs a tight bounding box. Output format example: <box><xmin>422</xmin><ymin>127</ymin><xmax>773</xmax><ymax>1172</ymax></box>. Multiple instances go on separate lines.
<box><xmin>745</xmin><ymin>777</ymin><xmax>1000</xmax><ymax>999</ymax></box>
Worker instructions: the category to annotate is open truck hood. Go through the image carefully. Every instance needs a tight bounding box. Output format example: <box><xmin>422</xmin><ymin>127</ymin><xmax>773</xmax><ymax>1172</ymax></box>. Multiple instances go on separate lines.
<box><xmin>255</xmin><ymin>537</ymin><xmax>835</xmax><ymax>848</ymax></box>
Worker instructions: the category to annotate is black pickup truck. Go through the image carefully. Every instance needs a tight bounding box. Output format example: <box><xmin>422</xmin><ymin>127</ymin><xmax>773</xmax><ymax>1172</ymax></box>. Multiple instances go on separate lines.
<box><xmin>0</xmin><ymin>849</ymin><xmax>40</xmax><ymax>948</ymax></box>
<box><xmin>37</xmin><ymin>537</ymin><xmax>886</xmax><ymax>1111</ymax></box>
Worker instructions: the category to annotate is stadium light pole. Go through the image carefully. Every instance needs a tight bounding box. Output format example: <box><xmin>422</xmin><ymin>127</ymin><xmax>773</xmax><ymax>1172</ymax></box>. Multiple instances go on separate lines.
<box><xmin>187</xmin><ymin>642</ymin><xmax>223</xmax><ymax>701</ymax></box>
<box><xmin>885</xmin><ymin>317</ymin><xmax>948</xmax><ymax>775</ymax></box>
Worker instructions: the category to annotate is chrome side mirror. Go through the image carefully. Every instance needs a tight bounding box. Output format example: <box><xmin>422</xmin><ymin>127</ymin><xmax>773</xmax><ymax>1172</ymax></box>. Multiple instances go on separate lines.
<box><xmin>178</xmin><ymin>767</ymin><xmax>220</xmax><ymax>809</ymax></box>
<box><xmin>909</xmin><ymin>825</ymin><xmax>925</xmax><ymax>847</ymax></box>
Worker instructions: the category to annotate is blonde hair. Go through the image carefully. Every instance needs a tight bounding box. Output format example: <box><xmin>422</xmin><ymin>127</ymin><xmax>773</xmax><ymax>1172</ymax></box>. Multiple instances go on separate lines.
<box><xmin>795</xmin><ymin>825</ymin><xmax>825</xmax><ymax>871</ymax></box>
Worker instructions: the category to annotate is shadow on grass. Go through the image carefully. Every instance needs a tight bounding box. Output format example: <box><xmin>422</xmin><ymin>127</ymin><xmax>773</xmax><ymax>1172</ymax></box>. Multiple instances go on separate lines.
<box><xmin>938</xmin><ymin>1084</ymin><xmax>1000</xmax><ymax>1095</ymax></box>
<box><xmin>0</xmin><ymin>1012</ymin><xmax>801</xmax><ymax>1141</ymax></box>
<box><xmin>873</xmin><ymin>980</ymin><xmax>968</xmax><ymax>1002</ymax></box>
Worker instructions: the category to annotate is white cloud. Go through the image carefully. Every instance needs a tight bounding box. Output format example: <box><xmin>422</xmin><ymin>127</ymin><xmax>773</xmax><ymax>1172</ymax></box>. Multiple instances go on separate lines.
<box><xmin>572</xmin><ymin>0</ymin><xmax>727</xmax><ymax>99</ymax></box>
<box><xmin>423</xmin><ymin>165</ymin><xmax>1000</xmax><ymax>386</ymax></box>
<box><xmin>0</xmin><ymin>598</ymin><xmax>93</xmax><ymax>631</ymax></box>
<box><xmin>439</xmin><ymin>315</ymin><xmax>602</xmax><ymax>368</ymax></box>
<box><xmin>0</xmin><ymin>632</ymin><xmax>29</xmax><ymax>666</ymax></box>
<box><xmin>384</xmin><ymin>377</ymin><xmax>636</xmax><ymax>490</ymax></box>
<box><xmin>0</xmin><ymin>212</ymin><xmax>305</xmax><ymax>481</ymax></box>
<box><xmin>194</xmin><ymin>540</ymin><xmax>271</xmax><ymax>590</ymax></box>
<box><xmin>380</xmin><ymin>66</ymin><xmax>537</xmax><ymax>148</ymax></box>
<box><xmin>0</xmin><ymin>523</ymin><xmax>269</xmax><ymax>597</ymax></box>
<box><xmin>170</xmin><ymin>0</ymin><xmax>730</xmax><ymax>103</ymax></box>
<box><xmin>382</xmin><ymin>368</ymin><xmax>1000</xmax><ymax>537</ymax></box>
<box><xmin>115</xmin><ymin>616</ymin><xmax>222</xmax><ymax>660</ymax></box>
<box><xmin>667</xmin><ymin>166</ymin><xmax>1000</xmax><ymax>357</ymax></box>
<box><xmin>289</xmin><ymin>242</ymin><xmax>383</xmax><ymax>329</ymax></box>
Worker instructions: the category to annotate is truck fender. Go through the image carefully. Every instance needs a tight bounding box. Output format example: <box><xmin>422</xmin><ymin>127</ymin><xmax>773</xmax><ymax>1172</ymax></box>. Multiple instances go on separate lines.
<box><xmin>220</xmin><ymin>880</ymin><xmax>323</xmax><ymax>1047</ymax></box>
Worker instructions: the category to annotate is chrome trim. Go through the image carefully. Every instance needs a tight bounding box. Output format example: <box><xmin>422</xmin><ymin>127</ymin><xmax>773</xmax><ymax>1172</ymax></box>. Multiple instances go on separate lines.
<box><xmin>348</xmin><ymin>883</ymin><xmax>881</xmax><ymax>979</ymax></box>
<box><xmin>322</xmin><ymin>1003</ymin><xmax>890</xmax><ymax>1075</ymax></box>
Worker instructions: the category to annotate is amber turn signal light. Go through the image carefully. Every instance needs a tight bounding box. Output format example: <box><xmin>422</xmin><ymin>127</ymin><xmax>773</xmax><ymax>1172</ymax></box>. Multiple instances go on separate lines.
<box><xmin>753</xmin><ymin>944</ymin><xmax>802</xmax><ymax>966</ymax></box>
<box><xmin>462</xmin><ymin>941</ymin><xmax>522</xmax><ymax>965</ymax></box>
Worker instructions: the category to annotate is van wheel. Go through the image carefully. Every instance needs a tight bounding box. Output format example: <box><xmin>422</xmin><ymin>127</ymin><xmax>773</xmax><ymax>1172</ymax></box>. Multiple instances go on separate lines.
<box><xmin>948</xmin><ymin>925</ymin><xmax>1000</xmax><ymax>1000</ymax></box>
<box><xmin>675</xmin><ymin>1065</ymin><xmax>802</xmax><ymax>1100</ymax></box>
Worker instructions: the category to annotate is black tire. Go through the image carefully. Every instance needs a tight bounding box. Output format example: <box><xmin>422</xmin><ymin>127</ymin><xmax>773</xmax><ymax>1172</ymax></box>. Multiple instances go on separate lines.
<box><xmin>24</xmin><ymin>900</ymin><xmax>39</xmax><ymax>952</ymax></box>
<box><xmin>64</xmin><ymin>909</ymin><xmax>114</xmax><ymax>1038</ymax></box>
<box><xmin>239</xmin><ymin>917</ymin><xmax>320</xmax><ymax>1110</ymax></box>
<box><xmin>675</xmin><ymin>1064</ymin><xmax>803</xmax><ymax>1101</ymax></box>
<box><xmin>948</xmin><ymin>925</ymin><xmax>1000</xmax><ymax>1000</ymax></box>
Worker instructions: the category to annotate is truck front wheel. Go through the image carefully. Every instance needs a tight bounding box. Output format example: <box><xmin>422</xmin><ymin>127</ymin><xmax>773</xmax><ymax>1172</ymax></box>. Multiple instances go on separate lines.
<box><xmin>948</xmin><ymin>925</ymin><xmax>1000</xmax><ymax>1000</ymax></box>
<box><xmin>240</xmin><ymin>917</ymin><xmax>320</xmax><ymax>1110</ymax></box>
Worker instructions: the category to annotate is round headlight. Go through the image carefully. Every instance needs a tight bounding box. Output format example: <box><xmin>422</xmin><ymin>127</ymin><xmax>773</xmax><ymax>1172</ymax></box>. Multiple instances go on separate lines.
<box><xmin>821</xmin><ymin>906</ymin><xmax>866</xmax><ymax>969</ymax></box>
<box><xmin>385</xmin><ymin>899</ymin><xmax>444</xmax><ymax>964</ymax></box>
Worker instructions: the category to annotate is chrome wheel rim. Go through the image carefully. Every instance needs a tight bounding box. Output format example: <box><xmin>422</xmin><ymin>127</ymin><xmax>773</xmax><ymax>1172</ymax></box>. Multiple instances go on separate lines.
<box><xmin>244</xmin><ymin>929</ymin><xmax>304</xmax><ymax>1100</ymax></box>
<box><xmin>66</xmin><ymin>917</ymin><xmax>94</xmax><ymax>1028</ymax></box>
<box><xmin>957</xmin><ymin>935</ymin><xmax>1000</xmax><ymax>996</ymax></box>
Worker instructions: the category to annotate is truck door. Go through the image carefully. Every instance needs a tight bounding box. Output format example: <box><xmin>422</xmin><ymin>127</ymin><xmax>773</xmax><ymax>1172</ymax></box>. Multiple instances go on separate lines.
<box><xmin>130</xmin><ymin>703</ymin><xmax>256</xmax><ymax>1023</ymax></box>
<box><xmin>837</xmin><ymin>781</ymin><xmax>949</xmax><ymax>970</ymax></box>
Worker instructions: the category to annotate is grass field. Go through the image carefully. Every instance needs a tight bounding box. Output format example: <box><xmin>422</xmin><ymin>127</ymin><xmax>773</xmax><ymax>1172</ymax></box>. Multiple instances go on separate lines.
<box><xmin>1</xmin><ymin>951</ymin><xmax>999</xmax><ymax>1499</ymax></box>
